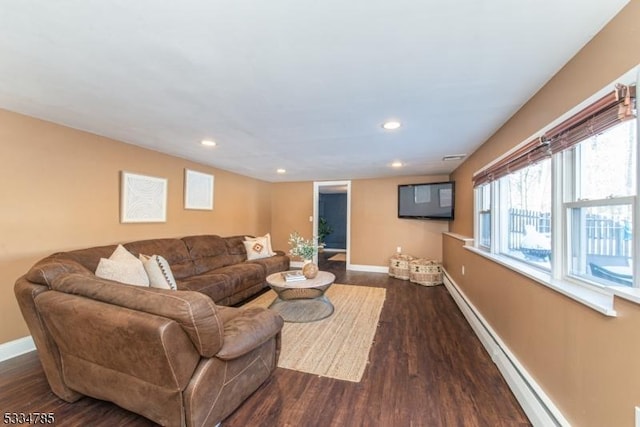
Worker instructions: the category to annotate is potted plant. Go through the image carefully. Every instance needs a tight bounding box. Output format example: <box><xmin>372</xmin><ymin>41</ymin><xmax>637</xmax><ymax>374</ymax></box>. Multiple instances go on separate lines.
<box><xmin>317</xmin><ymin>217</ymin><xmax>334</xmax><ymax>252</ymax></box>
<box><xmin>288</xmin><ymin>231</ymin><xmax>319</xmax><ymax>278</ymax></box>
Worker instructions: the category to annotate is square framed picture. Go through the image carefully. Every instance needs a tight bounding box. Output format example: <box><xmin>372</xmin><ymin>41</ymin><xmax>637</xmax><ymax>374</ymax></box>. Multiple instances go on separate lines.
<box><xmin>184</xmin><ymin>169</ymin><xmax>214</xmax><ymax>210</ymax></box>
<box><xmin>120</xmin><ymin>171</ymin><xmax>168</xmax><ymax>223</ymax></box>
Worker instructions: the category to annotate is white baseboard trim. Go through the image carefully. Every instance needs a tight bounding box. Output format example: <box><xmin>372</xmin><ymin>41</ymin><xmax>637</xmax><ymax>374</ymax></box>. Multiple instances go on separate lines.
<box><xmin>347</xmin><ymin>264</ymin><xmax>389</xmax><ymax>274</ymax></box>
<box><xmin>0</xmin><ymin>336</ymin><xmax>35</xmax><ymax>362</ymax></box>
<box><xmin>442</xmin><ymin>270</ymin><xmax>569</xmax><ymax>427</ymax></box>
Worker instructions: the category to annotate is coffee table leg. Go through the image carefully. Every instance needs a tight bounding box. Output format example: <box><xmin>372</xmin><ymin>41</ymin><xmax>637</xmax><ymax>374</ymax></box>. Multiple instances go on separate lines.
<box><xmin>268</xmin><ymin>295</ymin><xmax>334</xmax><ymax>323</ymax></box>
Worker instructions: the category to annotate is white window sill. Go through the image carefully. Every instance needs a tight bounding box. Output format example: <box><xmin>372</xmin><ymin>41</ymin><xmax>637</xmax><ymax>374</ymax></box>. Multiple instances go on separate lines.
<box><xmin>608</xmin><ymin>286</ymin><xmax>640</xmax><ymax>305</ymax></box>
<box><xmin>464</xmin><ymin>246</ymin><xmax>618</xmax><ymax>317</ymax></box>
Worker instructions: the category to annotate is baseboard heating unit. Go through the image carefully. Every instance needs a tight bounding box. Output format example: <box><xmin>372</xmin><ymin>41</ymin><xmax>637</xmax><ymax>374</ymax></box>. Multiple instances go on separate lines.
<box><xmin>442</xmin><ymin>270</ymin><xmax>570</xmax><ymax>427</ymax></box>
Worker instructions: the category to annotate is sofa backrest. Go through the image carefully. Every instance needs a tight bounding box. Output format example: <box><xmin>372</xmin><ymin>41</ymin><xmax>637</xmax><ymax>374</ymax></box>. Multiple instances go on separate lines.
<box><xmin>55</xmin><ymin>244</ymin><xmax>118</xmax><ymax>273</ymax></box>
<box><xmin>49</xmin><ymin>273</ymin><xmax>224</xmax><ymax>357</ymax></box>
<box><xmin>182</xmin><ymin>235</ymin><xmax>247</xmax><ymax>275</ymax></box>
<box><xmin>35</xmin><ymin>290</ymin><xmax>202</xmax><ymax>392</ymax></box>
<box><xmin>25</xmin><ymin>235</ymin><xmax>254</xmax><ymax>287</ymax></box>
<box><xmin>124</xmin><ymin>238</ymin><xmax>196</xmax><ymax>279</ymax></box>
<box><xmin>223</xmin><ymin>235</ymin><xmax>250</xmax><ymax>265</ymax></box>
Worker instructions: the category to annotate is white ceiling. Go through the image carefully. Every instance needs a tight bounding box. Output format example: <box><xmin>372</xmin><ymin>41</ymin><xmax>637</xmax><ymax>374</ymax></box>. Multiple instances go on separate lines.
<box><xmin>0</xmin><ymin>0</ymin><xmax>630</xmax><ymax>182</ymax></box>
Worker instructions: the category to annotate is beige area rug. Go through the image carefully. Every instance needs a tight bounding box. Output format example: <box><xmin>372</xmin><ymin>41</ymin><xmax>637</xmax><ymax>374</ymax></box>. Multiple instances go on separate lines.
<box><xmin>327</xmin><ymin>253</ymin><xmax>347</xmax><ymax>262</ymax></box>
<box><xmin>244</xmin><ymin>284</ymin><xmax>386</xmax><ymax>382</ymax></box>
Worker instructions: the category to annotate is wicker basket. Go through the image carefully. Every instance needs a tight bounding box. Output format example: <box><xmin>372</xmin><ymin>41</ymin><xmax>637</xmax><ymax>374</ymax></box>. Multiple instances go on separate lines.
<box><xmin>409</xmin><ymin>259</ymin><xmax>443</xmax><ymax>286</ymax></box>
<box><xmin>388</xmin><ymin>254</ymin><xmax>415</xmax><ymax>280</ymax></box>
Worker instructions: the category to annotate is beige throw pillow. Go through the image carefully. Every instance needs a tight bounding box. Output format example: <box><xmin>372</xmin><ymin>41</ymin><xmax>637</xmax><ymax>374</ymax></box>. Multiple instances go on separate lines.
<box><xmin>140</xmin><ymin>254</ymin><xmax>178</xmax><ymax>290</ymax></box>
<box><xmin>245</xmin><ymin>233</ymin><xmax>275</xmax><ymax>256</ymax></box>
<box><xmin>243</xmin><ymin>239</ymin><xmax>271</xmax><ymax>260</ymax></box>
<box><xmin>95</xmin><ymin>244</ymin><xmax>149</xmax><ymax>286</ymax></box>
<box><xmin>109</xmin><ymin>244</ymin><xmax>137</xmax><ymax>262</ymax></box>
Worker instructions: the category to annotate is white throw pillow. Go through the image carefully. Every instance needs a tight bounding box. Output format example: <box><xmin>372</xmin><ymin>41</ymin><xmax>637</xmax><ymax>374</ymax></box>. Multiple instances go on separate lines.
<box><xmin>110</xmin><ymin>244</ymin><xmax>140</xmax><ymax>263</ymax></box>
<box><xmin>140</xmin><ymin>254</ymin><xmax>178</xmax><ymax>290</ymax></box>
<box><xmin>95</xmin><ymin>245</ymin><xmax>149</xmax><ymax>286</ymax></box>
<box><xmin>243</xmin><ymin>240</ymin><xmax>271</xmax><ymax>260</ymax></box>
<box><xmin>245</xmin><ymin>233</ymin><xmax>275</xmax><ymax>256</ymax></box>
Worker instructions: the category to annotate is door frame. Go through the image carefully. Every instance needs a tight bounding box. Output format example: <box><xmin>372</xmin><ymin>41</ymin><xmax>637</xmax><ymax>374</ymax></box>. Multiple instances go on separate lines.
<box><xmin>313</xmin><ymin>180</ymin><xmax>351</xmax><ymax>268</ymax></box>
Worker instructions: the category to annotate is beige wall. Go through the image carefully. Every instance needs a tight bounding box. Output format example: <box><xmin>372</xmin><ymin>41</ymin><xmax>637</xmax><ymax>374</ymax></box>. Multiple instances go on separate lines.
<box><xmin>0</xmin><ymin>108</ymin><xmax>272</xmax><ymax>343</ymax></box>
<box><xmin>447</xmin><ymin>1</ymin><xmax>640</xmax><ymax>426</ymax></box>
<box><xmin>350</xmin><ymin>175</ymin><xmax>449</xmax><ymax>266</ymax></box>
<box><xmin>270</xmin><ymin>181</ymin><xmax>314</xmax><ymax>253</ymax></box>
<box><xmin>271</xmin><ymin>175</ymin><xmax>450</xmax><ymax>266</ymax></box>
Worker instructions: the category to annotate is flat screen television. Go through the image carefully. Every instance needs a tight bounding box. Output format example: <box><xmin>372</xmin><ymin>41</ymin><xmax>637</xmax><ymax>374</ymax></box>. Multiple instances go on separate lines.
<box><xmin>398</xmin><ymin>181</ymin><xmax>455</xmax><ymax>220</ymax></box>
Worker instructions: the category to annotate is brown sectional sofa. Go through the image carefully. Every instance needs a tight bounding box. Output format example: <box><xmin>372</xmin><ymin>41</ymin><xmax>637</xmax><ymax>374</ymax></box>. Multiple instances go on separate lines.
<box><xmin>14</xmin><ymin>234</ymin><xmax>290</xmax><ymax>427</ymax></box>
<box><xmin>26</xmin><ymin>234</ymin><xmax>289</xmax><ymax>305</ymax></box>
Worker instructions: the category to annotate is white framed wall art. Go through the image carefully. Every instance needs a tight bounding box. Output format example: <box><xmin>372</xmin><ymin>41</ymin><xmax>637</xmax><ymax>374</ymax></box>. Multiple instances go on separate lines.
<box><xmin>120</xmin><ymin>171</ymin><xmax>168</xmax><ymax>223</ymax></box>
<box><xmin>184</xmin><ymin>169</ymin><xmax>214</xmax><ymax>210</ymax></box>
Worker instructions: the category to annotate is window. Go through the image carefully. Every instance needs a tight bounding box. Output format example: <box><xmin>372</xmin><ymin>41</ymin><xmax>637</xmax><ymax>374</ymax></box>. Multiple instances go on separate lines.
<box><xmin>474</xmin><ymin>82</ymin><xmax>637</xmax><ymax>289</ymax></box>
<box><xmin>477</xmin><ymin>184</ymin><xmax>491</xmax><ymax>249</ymax></box>
<box><xmin>565</xmin><ymin>118</ymin><xmax>636</xmax><ymax>286</ymax></box>
<box><xmin>499</xmin><ymin>159</ymin><xmax>552</xmax><ymax>269</ymax></box>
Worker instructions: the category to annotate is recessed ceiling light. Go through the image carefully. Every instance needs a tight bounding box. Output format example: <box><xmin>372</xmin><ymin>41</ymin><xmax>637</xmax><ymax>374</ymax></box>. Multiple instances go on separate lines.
<box><xmin>391</xmin><ymin>161</ymin><xmax>403</xmax><ymax>168</ymax></box>
<box><xmin>276</xmin><ymin>168</ymin><xmax>286</xmax><ymax>174</ymax></box>
<box><xmin>382</xmin><ymin>120</ymin><xmax>402</xmax><ymax>130</ymax></box>
<box><xmin>201</xmin><ymin>139</ymin><xmax>217</xmax><ymax>147</ymax></box>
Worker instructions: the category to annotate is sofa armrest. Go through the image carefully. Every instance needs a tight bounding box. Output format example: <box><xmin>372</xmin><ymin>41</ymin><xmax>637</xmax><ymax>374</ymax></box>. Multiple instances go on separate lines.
<box><xmin>25</xmin><ymin>257</ymin><xmax>92</xmax><ymax>287</ymax></box>
<box><xmin>14</xmin><ymin>277</ymin><xmax>84</xmax><ymax>402</ymax></box>
<box><xmin>50</xmin><ymin>273</ymin><xmax>224</xmax><ymax>357</ymax></box>
<box><xmin>216</xmin><ymin>307</ymin><xmax>284</xmax><ymax>360</ymax></box>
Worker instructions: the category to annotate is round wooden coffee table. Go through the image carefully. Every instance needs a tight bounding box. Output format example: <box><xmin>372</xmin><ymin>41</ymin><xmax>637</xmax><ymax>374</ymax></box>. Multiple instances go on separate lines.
<box><xmin>266</xmin><ymin>270</ymin><xmax>336</xmax><ymax>323</ymax></box>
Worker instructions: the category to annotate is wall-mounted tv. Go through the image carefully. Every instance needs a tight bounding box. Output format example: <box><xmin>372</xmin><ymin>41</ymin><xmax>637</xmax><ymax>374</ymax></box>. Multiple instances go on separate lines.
<box><xmin>398</xmin><ymin>181</ymin><xmax>455</xmax><ymax>220</ymax></box>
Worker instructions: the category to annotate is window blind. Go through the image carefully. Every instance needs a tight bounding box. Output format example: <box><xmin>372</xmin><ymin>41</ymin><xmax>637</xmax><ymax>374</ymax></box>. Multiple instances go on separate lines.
<box><xmin>547</xmin><ymin>84</ymin><xmax>636</xmax><ymax>154</ymax></box>
<box><xmin>473</xmin><ymin>84</ymin><xmax>636</xmax><ymax>188</ymax></box>
<box><xmin>472</xmin><ymin>138</ymin><xmax>549</xmax><ymax>187</ymax></box>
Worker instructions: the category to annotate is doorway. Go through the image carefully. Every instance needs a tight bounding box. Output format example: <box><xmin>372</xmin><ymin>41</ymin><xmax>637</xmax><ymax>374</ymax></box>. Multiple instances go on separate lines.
<box><xmin>313</xmin><ymin>181</ymin><xmax>350</xmax><ymax>271</ymax></box>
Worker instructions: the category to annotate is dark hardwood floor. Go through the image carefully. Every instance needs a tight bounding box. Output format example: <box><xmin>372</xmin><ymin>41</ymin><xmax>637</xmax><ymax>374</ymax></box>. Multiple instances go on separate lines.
<box><xmin>1</xmin><ymin>252</ymin><xmax>531</xmax><ymax>426</ymax></box>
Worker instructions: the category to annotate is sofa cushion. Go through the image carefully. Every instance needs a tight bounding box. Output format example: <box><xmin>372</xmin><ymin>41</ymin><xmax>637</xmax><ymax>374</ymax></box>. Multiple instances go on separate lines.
<box><xmin>124</xmin><ymin>239</ymin><xmax>196</xmax><ymax>280</ymax></box>
<box><xmin>225</xmin><ymin>235</ymin><xmax>247</xmax><ymax>255</ymax></box>
<box><xmin>213</xmin><ymin>263</ymin><xmax>265</xmax><ymax>296</ymax></box>
<box><xmin>183</xmin><ymin>235</ymin><xmax>236</xmax><ymax>275</ymax></box>
<box><xmin>178</xmin><ymin>274</ymin><xmax>233</xmax><ymax>305</ymax></box>
<box><xmin>140</xmin><ymin>254</ymin><xmax>178</xmax><ymax>290</ymax></box>
<box><xmin>224</xmin><ymin>236</ymin><xmax>249</xmax><ymax>265</ymax></box>
<box><xmin>95</xmin><ymin>245</ymin><xmax>149</xmax><ymax>287</ymax></box>
<box><xmin>246</xmin><ymin>253</ymin><xmax>290</xmax><ymax>276</ymax></box>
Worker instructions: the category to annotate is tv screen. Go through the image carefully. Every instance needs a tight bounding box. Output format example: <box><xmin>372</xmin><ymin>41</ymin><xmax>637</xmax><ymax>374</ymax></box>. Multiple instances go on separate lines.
<box><xmin>398</xmin><ymin>181</ymin><xmax>455</xmax><ymax>220</ymax></box>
